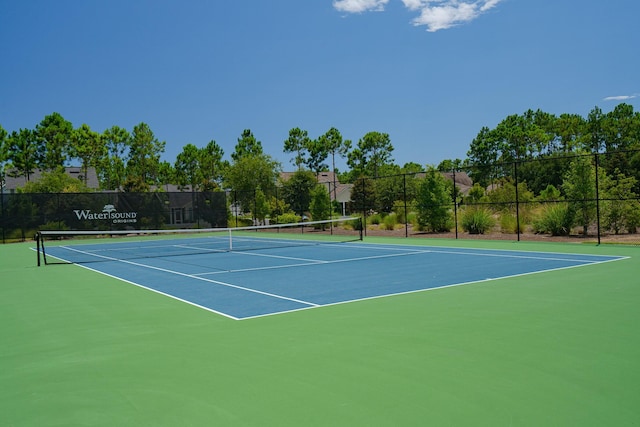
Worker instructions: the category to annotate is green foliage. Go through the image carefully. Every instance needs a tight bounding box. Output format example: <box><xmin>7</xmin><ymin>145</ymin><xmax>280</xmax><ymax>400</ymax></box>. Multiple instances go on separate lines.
<box><xmin>100</xmin><ymin>126</ymin><xmax>131</xmax><ymax>190</ymax></box>
<box><xmin>313</xmin><ymin>127</ymin><xmax>349</xmax><ymax>178</ymax></box>
<box><xmin>532</xmin><ymin>203</ymin><xmax>574</xmax><ymax>236</ymax></box>
<box><xmin>437</xmin><ymin>158</ymin><xmax>463</xmax><ymax>172</ymax></box>
<box><xmin>415</xmin><ymin>168</ymin><xmax>453</xmax><ymax>232</ymax></box>
<box><xmin>600</xmin><ymin>170</ymin><xmax>640</xmax><ymax>234</ymax></box>
<box><xmin>6</xmin><ymin>128</ymin><xmax>38</xmax><ymax>181</ymax></box>
<box><xmin>199</xmin><ymin>140</ymin><xmax>225</xmax><ymax>189</ymax></box>
<box><xmin>277</xmin><ymin>212</ymin><xmax>301</xmax><ymax>224</ymax></box>
<box><xmin>280</xmin><ymin>170</ymin><xmax>318</xmax><ymax>215</ymax></box>
<box><xmin>461</xmin><ymin>207</ymin><xmax>495</xmax><ymax>234</ymax></box>
<box><xmin>407</xmin><ymin>211</ymin><xmax>418</xmax><ymax>229</ymax></box>
<box><xmin>268</xmin><ymin>195</ymin><xmax>289</xmax><ymax>219</ymax></box>
<box><xmin>563</xmin><ymin>154</ymin><xmax>597</xmax><ymax>235</ymax></box>
<box><xmin>465</xmin><ymin>183</ymin><xmax>486</xmax><ymax>204</ymax></box>
<box><xmin>35</xmin><ymin>112</ymin><xmax>74</xmax><ymax>170</ymax></box>
<box><xmin>486</xmin><ymin>180</ymin><xmax>534</xmax><ymax>211</ymax></box>
<box><xmin>346</xmin><ymin>131</ymin><xmax>394</xmax><ymax>178</ymax></box>
<box><xmin>223</xmin><ymin>153</ymin><xmax>280</xmax><ymax>212</ymax></box>
<box><xmin>70</xmin><ymin>123</ymin><xmax>105</xmax><ymax>186</ymax></box>
<box><xmin>499</xmin><ymin>213</ymin><xmax>525</xmax><ymax>233</ymax></box>
<box><xmin>382</xmin><ymin>213</ymin><xmax>398</xmax><ymax>230</ymax></box>
<box><xmin>466</xmin><ymin>126</ymin><xmax>505</xmax><ymax>187</ymax></box>
<box><xmin>125</xmin><ymin>123</ymin><xmax>166</xmax><ymax>190</ymax></box>
<box><xmin>309</xmin><ymin>185</ymin><xmax>331</xmax><ymax>222</ymax></box>
<box><xmin>253</xmin><ymin>189</ymin><xmax>270</xmax><ymax>221</ymax></box>
<box><xmin>349</xmin><ymin>176</ymin><xmax>376</xmax><ymax>214</ymax></box>
<box><xmin>368</xmin><ymin>213</ymin><xmax>382</xmax><ymax>225</ymax></box>
<box><xmin>373</xmin><ymin>167</ymin><xmax>403</xmax><ymax>213</ymax></box>
<box><xmin>19</xmin><ymin>167</ymin><xmax>90</xmax><ymax>193</ymax></box>
<box><xmin>283</xmin><ymin>127</ymin><xmax>311</xmax><ymax>170</ymax></box>
<box><xmin>0</xmin><ymin>125</ymin><xmax>8</xmax><ymax>176</ymax></box>
<box><xmin>347</xmin><ymin>217</ymin><xmax>363</xmax><ymax>231</ymax></box>
<box><xmin>392</xmin><ymin>200</ymin><xmax>407</xmax><ymax>224</ymax></box>
<box><xmin>624</xmin><ymin>203</ymin><xmax>640</xmax><ymax>234</ymax></box>
<box><xmin>518</xmin><ymin>155</ymin><xmax>571</xmax><ymax>195</ymax></box>
<box><xmin>174</xmin><ymin>143</ymin><xmax>204</xmax><ymax>190</ymax></box>
<box><xmin>232</xmin><ymin>129</ymin><xmax>263</xmax><ymax>162</ymax></box>
<box><xmin>537</xmin><ymin>184</ymin><xmax>562</xmax><ymax>202</ymax></box>
<box><xmin>38</xmin><ymin>221</ymin><xmax>70</xmax><ymax>231</ymax></box>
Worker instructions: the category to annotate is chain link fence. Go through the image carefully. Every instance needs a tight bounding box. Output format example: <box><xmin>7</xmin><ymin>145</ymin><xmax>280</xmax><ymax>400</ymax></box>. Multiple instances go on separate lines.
<box><xmin>3</xmin><ymin>150</ymin><xmax>639</xmax><ymax>245</ymax></box>
<box><xmin>351</xmin><ymin>150</ymin><xmax>640</xmax><ymax>245</ymax></box>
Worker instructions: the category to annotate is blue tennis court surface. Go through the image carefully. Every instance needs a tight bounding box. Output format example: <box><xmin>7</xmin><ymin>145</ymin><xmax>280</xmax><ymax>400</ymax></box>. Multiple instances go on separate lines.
<box><xmin>43</xmin><ymin>240</ymin><xmax>626</xmax><ymax>320</ymax></box>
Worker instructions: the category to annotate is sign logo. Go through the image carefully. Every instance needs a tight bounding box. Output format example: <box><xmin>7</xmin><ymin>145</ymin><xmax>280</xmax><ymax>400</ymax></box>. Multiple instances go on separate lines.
<box><xmin>73</xmin><ymin>205</ymin><xmax>138</xmax><ymax>224</ymax></box>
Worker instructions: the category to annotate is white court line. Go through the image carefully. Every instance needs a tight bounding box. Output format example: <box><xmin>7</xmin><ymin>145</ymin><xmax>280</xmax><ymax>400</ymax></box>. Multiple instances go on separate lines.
<box><xmin>45</xmin><ymin>242</ymin><xmax>629</xmax><ymax>320</ymax></box>
<box><xmin>238</xmin><ymin>255</ymin><xmax>630</xmax><ymax>320</ymax></box>
<box><xmin>195</xmin><ymin>248</ymin><xmax>430</xmax><ymax>276</ymax></box>
<box><xmin>336</xmin><ymin>242</ymin><xmax>630</xmax><ymax>266</ymax></box>
<box><xmin>58</xmin><ymin>245</ymin><xmax>320</xmax><ymax>309</ymax></box>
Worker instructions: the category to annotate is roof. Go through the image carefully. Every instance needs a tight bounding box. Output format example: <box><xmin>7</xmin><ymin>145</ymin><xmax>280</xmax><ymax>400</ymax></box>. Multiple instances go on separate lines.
<box><xmin>2</xmin><ymin>167</ymin><xmax>100</xmax><ymax>192</ymax></box>
<box><xmin>414</xmin><ymin>171</ymin><xmax>474</xmax><ymax>195</ymax></box>
<box><xmin>279</xmin><ymin>171</ymin><xmax>349</xmax><ymax>202</ymax></box>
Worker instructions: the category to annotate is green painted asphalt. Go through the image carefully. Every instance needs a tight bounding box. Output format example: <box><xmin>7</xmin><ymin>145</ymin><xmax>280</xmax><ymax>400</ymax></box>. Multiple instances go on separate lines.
<box><xmin>1</xmin><ymin>238</ymin><xmax>638</xmax><ymax>426</ymax></box>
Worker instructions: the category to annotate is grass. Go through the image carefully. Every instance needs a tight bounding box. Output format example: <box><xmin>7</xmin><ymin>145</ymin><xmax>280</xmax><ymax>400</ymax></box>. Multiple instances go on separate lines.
<box><xmin>1</xmin><ymin>238</ymin><xmax>639</xmax><ymax>426</ymax></box>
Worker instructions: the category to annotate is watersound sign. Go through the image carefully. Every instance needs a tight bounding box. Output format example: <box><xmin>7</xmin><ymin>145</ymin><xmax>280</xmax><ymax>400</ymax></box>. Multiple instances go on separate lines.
<box><xmin>73</xmin><ymin>204</ymin><xmax>138</xmax><ymax>224</ymax></box>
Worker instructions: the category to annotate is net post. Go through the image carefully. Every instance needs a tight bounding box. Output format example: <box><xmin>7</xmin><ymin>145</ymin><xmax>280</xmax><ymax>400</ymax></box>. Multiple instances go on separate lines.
<box><xmin>228</xmin><ymin>228</ymin><xmax>233</xmax><ymax>251</ymax></box>
<box><xmin>36</xmin><ymin>232</ymin><xmax>41</xmax><ymax>266</ymax></box>
<box><xmin>39</xmin><ymin>232</ymin><xmax>48</xmax><ymax>265</ymax></box>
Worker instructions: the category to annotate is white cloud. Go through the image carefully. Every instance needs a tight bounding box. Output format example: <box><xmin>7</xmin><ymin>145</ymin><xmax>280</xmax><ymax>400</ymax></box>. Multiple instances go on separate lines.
<box><xmin>335</xmin><ymin>0</ymin><xmax>505</xmax><ymax>31</ymax></box>
<box><xmin>408</xmin><ymin>0</ymin><xmax>504</xmax><ymax>32</ymax></box>
<box><xmin>333</xmin><ymin>0</ymin><xmax>390</xmax><ymax>13</ymax></box>
<box><xmin>603</xmin><ymin>94</ymin><xmax>639</xmax><ymax>101</ymax></box>
<box><xmin>401</xmin><ymin>0</ymin><xmax>427</xmax><ymax>10</ymax></box>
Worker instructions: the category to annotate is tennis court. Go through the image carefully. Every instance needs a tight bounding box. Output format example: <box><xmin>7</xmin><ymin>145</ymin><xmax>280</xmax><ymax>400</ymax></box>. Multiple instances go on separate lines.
<box><xmin>37</xmin><ymin>227</ymin><xmax>625</xmax><ymax>320</ymax></box>
<box><xmin>2</xmin><ymin>229</ymin><xmax>639</xmax><ymax>426</ymax></box>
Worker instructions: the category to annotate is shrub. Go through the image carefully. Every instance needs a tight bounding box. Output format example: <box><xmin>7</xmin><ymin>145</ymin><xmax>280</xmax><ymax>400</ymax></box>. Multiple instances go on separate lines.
<box><xmin>39</xmin><ymin>221</ymin><xmax>70</xmax><ymax>231</ymax></box>
<box><xmin>309</xmin><ymin>185</ymin><xmax>331</xmax><ymax>223</ymax></box>
<box><xmin>537</xmin><ymin>184</ymin><xmax>562</xmax><ymax>202</ymax></box>
<box><xmin>348</xmin><ymin>217</ymin><xmax>363</xmax><ymax>230</ymax></box>
<box><xmin>368</xmin><ymin>213</ymin><xmax>382</xmax><ymax>225</ymax></box>
<box><xmin>276</xmin><ymin>212</ymin><xmax>301</xmax><ymax>224</ymax></box>
<box><xmin>625</xmin><ymin>202</ymin><xmax>640</xmax><ymax>233</ymax></box>
<box><xmin>392</xmin><ymin>201</ymin><xmax>407</xmax><ymax>224</ymax></box>
<box><xmin>461</xmin><ymin>207</ymin><xmax>495</xmax><ymax>234</ymax></box>
<box><xmin>532</xmin><ymin>204</ymin><xmax>573</xmax><ymax>236</ymax></box>
<box><xmin>486</xmin><ymin>180</ymin><xmax>534</xmax><ymax>212</ymax></box>
<box><xmin>415</xmin><ymin>167</ymin><xmax>454</xmax><ymax>232</ymax></box>
<box><xmin>500</xmin><ymin>214</ymin><xmax>517</xmax><ymax>233</ymax></box>
<box><xmin>6</xmin><ymin>228</ymin><xmax>36</xmax><ymax>242</ymax></box>
<box><xmin>499</xmin><ymin>212</ymin><xmax>528</xmax><ymax>233</ymax></box>
<box><xmin>236</xmin><ymin>217</ymin><xmax>254</xmax><ymax>227</ymax></box>
<box><xmin>382</xmin><ymin>213</ymin><xmax>398</xmax><ymax>230</ymax></box>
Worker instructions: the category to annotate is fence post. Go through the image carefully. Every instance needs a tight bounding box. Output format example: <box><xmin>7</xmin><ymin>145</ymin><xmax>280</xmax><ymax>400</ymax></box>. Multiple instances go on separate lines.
<box><xmin>234</xmin><ymin>191</ymin><xmax>238</xmax><ymax>228</ymax></box>
<box><xmin>514</xmin><ymin>161</ymin><xmax>520</xmax><ymax>242</ymax></box>
<box><xmin>452</xmin><ymin>168</ymin><xmax>459</xmax><ymax>239</ymax></box>
<box><xmin>595</xmin><ymin>153</ymin><xmax>601</xmax><ymax>245</ymax></box>
<box><xmin>362</xmin><ymin>177</ymin><xmax>367</xmax><ymax>237</ymax></box>
<box><xmin>0</xmin><ymin>177</ymin><xmax>4</xmax><ymax>244</ymax></box>
<box><xmin>403</xmin><ymin>173</ymin><xmax>408</xmax><ymax>238</ymax></box>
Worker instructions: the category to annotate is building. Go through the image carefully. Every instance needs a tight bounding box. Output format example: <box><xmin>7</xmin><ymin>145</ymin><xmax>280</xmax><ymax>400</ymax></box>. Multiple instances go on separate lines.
<box><xmin>2</xmin><ymin>167</ymin><xmax>100</xmax><ymax>193</ymax></box>
<box><xmin>279</xmin><ymin>171</ymin><xmax>353</xmax><ymax>216</ymax></box>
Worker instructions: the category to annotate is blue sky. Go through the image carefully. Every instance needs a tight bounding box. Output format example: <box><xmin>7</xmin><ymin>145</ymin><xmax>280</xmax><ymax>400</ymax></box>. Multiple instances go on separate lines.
<box><xmin>2</xmin><ymin>0</ymin><xmax>638</xmax><ymax>171</ymax></box>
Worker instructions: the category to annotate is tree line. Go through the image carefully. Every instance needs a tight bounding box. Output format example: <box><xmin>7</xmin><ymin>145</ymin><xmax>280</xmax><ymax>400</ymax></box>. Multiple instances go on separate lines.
<box><xmin>462</xmin><ymin>104</ymin><xmax>640</xmax><ymax>193</ymax></box>
<box><xmin>0</xmin><ymin>113</ymin><xmax>398</xmax><ymax>191</ymax></box>
<box><xmin>3</xmin><ymin>104</ymin><xmax>638</xmax><ymax>191</ymax></box>
<box><xmin>1</xmin><ymin>104</ymin><xmax>639</xmax><ymax>233</ymax></box>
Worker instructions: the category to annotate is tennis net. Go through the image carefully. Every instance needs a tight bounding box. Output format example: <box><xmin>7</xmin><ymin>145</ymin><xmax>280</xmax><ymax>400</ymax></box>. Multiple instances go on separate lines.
<box><xmin>36</xmin><ymin>217</ymin><xmax>363</xmax><ymax>265</ymax></box>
